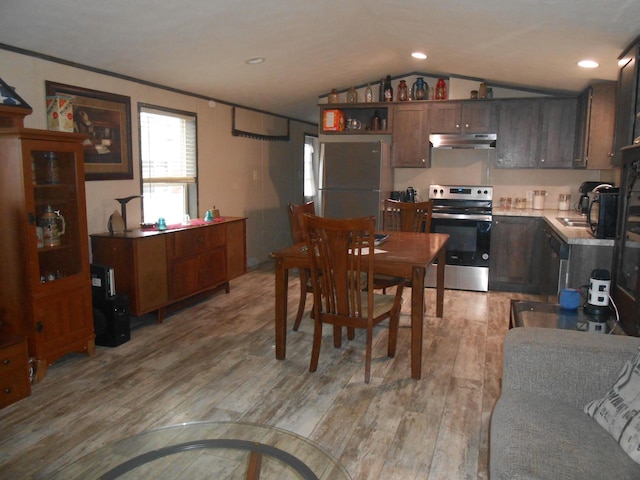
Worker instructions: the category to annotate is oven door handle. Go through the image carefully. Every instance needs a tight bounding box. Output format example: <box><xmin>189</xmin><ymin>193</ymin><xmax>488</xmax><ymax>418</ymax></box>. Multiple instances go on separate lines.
<box><xmin>431</xmin><ymin>213</ymin><xmax>493</xmax><ymax>222</ymax></box>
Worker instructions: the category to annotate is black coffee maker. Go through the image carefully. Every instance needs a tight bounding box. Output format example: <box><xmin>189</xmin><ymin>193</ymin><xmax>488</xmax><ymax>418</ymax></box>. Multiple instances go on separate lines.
<box><xmin>578</xmin><ymin>181</ymin><xmax>613</xmax><ymax>215</ymax></box>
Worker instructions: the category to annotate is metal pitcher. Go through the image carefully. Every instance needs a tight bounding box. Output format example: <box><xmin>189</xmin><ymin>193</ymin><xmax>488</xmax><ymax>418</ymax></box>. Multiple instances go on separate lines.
<box><xmin>40</xmin><ymin>205</ymin><xmax>65</xmax><ymax>247</ymax></box>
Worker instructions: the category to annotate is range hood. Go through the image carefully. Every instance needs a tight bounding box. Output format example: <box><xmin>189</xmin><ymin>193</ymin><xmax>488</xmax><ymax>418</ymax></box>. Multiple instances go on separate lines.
<box><xmin>430</xmin><ymin>133</ymin><xmax>497</xmax><ymax>149</ymax></box>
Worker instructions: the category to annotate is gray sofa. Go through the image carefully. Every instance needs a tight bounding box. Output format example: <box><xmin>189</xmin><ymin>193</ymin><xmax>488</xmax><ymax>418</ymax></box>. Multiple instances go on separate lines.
<box><xmin>490</xmin><ymin>327</ymin><xmax>640</xmax><ymax>479</ymax></box>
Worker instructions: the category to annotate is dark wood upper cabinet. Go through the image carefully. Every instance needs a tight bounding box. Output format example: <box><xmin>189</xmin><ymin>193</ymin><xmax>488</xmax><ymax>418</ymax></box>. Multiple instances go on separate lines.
<box><xmin>538</xmin><ymin>97</ymin><xmax>578</xmax><ymax>168</ymax></box>
<box><xmin>495</xmin><ymin>99</ymin><xmax>540</xmax><ymax>168</ymax></box>
<box><xmin>496</xmin><ymin>97</ymin><xmax>577</xmax><ymax>169</ymax></box>
<box><xmin>574</xmin><ymin>82</ymin><xmax>617</xmax><ymax>170</ymax></box>
<box><xmin>391</xmin><ymin>103</ymin><xmax>430</xmax><ymax>167</ymax></box>
<box><xmin>613</xmin><ymin>39</ymin><xmax>640</xmax><ymax>166</ymax></box>
<box><xmin>428</xmin><ymin>100</ymin><xmax>496</xmax><ymax>134</ymax></box>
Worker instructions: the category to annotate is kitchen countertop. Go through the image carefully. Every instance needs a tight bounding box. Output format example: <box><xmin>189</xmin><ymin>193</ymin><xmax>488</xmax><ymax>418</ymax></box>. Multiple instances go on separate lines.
<box><xmin>493</xmin><ymin>208</ymin><xmax>615</xmax><ymax>247</ymax></box>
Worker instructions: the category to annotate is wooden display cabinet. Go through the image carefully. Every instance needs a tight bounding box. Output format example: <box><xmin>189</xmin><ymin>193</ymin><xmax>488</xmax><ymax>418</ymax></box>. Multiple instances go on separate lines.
<box><xmin>0</xmin><ymin>128</ymin><xmax>95</xmax><ymax>382</ymax></box>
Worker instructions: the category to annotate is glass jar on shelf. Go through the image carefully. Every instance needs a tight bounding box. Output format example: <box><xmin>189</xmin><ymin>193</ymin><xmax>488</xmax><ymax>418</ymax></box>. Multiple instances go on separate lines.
<box><xmin>346</xmin><ymin>87</ymin><xmax>358</xmax><ymax>103</ymax></box>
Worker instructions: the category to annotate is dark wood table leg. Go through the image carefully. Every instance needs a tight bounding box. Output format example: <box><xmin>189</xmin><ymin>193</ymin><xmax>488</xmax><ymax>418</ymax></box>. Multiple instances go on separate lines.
<box><xmin>435</xmin><ymin>248</ymin><xmax>445</xmax><ymax>318</ymax></box>
<box><xmin>275</xmin><ymin>257</ymin><xmax>289</xmax><ymax>360</ymax></box>
<box><xmin>246</xmin><ymin>451</ymin><xmax>262</xmax><ymax>480</ymax></box>
<box><xmin>411</xmin><ymin>266</ymin><xmax>426</xmax><ymax>380</ymax></box>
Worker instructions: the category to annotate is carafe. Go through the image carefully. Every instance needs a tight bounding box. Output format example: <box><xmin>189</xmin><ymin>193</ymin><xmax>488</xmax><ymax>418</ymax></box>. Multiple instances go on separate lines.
<box><xmin>412</xmin><ymin>77</ymin><xmax>427</xmax><ymax>100</ymax></box>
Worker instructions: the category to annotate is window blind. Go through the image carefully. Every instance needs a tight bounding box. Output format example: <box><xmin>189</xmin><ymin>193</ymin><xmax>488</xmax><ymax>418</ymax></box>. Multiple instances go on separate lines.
<box><xmin>140</xmin><ymin>106</ymin><xmax>197</xmax><ymax>183</ymax></box>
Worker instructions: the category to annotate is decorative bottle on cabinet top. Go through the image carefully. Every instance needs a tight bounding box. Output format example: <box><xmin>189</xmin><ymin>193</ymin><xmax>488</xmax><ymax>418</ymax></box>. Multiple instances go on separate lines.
<box><xmin>435</xmin><ymin>78</ymin><xmax>447</xmax><ymax>100</ymax></box>
<box><xmin>384</xmin><ymin>76</ymin><xmax>393</xmax><ymax>102</ymax></box>
<box><xmin>328</xmin><ymin>89</ymin><xmax>339</xmax><ymax>104</ymax></box>
<box><xmin>364</xmin><ymin>84</ymin><xmax>373</xmax><ymax>103</ymax></box>
<box><xmin>346</xmin><ymin>86</ymin><xmax>358</xmax><ymax>103</ymax></box>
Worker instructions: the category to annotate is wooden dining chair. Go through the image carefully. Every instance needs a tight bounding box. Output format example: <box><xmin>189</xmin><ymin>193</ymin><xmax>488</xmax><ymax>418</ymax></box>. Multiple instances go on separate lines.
<box><xmin>302</xmin><ymin>214</ymin><xmax>405</xmax><ymax>383</ymax></box>
<box><xmin>374</xmin><ymin>199</ymin><xmax>434</xmax><ymax>292</ymax></box>
<box><xmin>287</xmin><ymin>201</ymin><xmax>316</xmax><ymax>330</ymax></box>
<box><xmin>382</xmin><ymin>199</ymin><xmax>433</xmax><ymax>233</ymax></box>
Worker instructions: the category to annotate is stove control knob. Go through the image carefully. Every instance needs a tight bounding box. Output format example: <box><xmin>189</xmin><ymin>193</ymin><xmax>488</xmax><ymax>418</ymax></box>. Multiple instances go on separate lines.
<box><xmin>439</xmin><ymin>189</ymin><xmax>444</xmax><ymax>195</ymax></box>
<box><xmin>482</xmin><ymin>253</ymin><xmax>489</xmax><ymax>260</ymax></box>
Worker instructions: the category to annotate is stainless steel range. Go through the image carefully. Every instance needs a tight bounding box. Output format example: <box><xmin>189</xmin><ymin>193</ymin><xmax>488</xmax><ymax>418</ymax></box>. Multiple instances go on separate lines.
<box><xmin>425</xmin><ymin>184</ymin><xmax>493</xmax><ymax>292</ymax></box>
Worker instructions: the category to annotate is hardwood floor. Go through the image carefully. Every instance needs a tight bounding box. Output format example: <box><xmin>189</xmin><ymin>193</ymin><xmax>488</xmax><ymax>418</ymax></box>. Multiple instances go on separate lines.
<box><xmin>0</xmin><ymin>263</ymin><xmax>536</xmax><ymax>479</ymax></box>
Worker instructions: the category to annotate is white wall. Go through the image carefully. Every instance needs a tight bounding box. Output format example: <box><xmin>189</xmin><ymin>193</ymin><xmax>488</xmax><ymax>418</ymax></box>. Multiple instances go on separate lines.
<box><xmin>2</xmin><ymin>49</ymin><xmax>313</xmax><ymax>266</ymax></box>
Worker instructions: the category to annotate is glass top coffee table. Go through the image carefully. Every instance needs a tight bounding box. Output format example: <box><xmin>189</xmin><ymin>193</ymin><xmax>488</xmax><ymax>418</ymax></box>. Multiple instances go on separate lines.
<box><xmin>50</xmin><ymin>421</ymin><xmax>351</xmax><ymax>480</ymax></box>
<box><xmin>510</xmin><ymin>300</ymin><xmax>614</xmax><ymax>333</ymax></box>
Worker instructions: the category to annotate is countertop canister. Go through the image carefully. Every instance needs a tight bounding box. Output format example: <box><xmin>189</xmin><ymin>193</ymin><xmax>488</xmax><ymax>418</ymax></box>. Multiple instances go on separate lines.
<box><xmin>558</xmin><ymin>193</ymin><xmax>571</xmax><ymax>211</ymax></box>
<box><xmin>533</xmin><ymin>190</ymin><xmax>547</xmax><ymax>210</ymax></box>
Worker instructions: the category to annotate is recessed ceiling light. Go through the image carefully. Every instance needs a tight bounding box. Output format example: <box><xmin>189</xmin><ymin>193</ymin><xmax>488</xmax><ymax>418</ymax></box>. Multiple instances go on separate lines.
<box><xmin>578</xmin><ymin>60</ymin><xmax>599</xmax><ymax>68</ymax></box>
<box><xmin>246</xmin><ymin>57</ymin><xmax>265</xmax><ymax>65</ymax></box>
<box><xmin>411</xmin><ymin>52</ymin><xmax>427</xmax><ymax>60</ymax></box>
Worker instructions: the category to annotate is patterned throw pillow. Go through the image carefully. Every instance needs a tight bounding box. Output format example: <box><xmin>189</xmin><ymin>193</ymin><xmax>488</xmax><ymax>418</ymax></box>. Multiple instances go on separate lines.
<box><xmin>584</xmin><ymin>347</ymin><xmax>640</xmax><ymax>464</ymax></box>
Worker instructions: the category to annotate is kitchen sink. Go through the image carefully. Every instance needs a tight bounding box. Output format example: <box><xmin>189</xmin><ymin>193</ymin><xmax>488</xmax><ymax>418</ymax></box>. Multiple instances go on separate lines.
<box><xmin>556</xmin><ymin>217</ymin><xmax>590</xmax><ymax>228</ymax></box>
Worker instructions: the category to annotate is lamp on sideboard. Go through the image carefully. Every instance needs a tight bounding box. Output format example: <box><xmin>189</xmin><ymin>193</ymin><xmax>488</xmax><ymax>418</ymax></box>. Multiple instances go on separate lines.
<box><xmin>115</xmin><ymin>195</ymin><xmax>143</xmax><ymax>232</ymax></box>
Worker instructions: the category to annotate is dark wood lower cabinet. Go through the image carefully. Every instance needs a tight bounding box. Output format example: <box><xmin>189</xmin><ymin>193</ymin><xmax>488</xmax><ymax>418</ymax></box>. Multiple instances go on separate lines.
<box><xmin>489</xmin><ymin>216</ymin><xmax>545</xmax><ymax>293</ymax></box>
<box><xmin>91</xmin><ymin>218</ymin><xmax>247</xmax><ymax>320</ymax></box>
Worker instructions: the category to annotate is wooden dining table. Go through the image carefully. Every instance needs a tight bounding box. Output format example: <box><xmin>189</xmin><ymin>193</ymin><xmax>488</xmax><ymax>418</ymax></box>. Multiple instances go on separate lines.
<box><xmin>270</xmin><ymin>231</ymin><xmax>449</xmax><ymax>380</ymax></box>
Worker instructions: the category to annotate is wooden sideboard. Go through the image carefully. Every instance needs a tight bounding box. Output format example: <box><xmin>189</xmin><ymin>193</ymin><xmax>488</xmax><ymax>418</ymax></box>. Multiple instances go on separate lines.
<box><xmin>90</xmin><ymin>217</ymin><xmax>247</xmax><ymax>321</ymax></box>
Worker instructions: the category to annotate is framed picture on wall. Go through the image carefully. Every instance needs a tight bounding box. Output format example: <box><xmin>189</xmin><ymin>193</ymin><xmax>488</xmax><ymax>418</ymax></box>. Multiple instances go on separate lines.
<box><xmin>45</xmin><ymin>81</ymin><xmax>133</xmax><ymax>181</ymax></box>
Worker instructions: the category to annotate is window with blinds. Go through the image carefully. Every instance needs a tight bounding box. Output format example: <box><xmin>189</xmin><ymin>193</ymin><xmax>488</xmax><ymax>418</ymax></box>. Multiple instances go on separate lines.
<box><xmin>139</xmin><ymin>105</ymin><xmax>197</xmax><ymax>225</ymax></box>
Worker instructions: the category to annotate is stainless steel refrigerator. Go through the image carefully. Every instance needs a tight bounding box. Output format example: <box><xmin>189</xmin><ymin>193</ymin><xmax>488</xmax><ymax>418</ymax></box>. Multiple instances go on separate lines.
<box><xmin>317</xmin><ymin>141</ymin><xmax>393</xmax><ymax>228</ymax></box>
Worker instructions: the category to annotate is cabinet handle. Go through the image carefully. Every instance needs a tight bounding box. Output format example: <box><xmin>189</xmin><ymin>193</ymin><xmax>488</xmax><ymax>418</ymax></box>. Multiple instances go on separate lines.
<box><xmin>2</xmin><ymin>358</ymin><xmax>10</xmax><ymax>366</ymax></box>
<box><xmin>455</xmin><ymin>124</ymin><xmax>460</xmax><ymax>129</ymax></box>
<box><xmin>36</xmin><ymin>322</ymin><xmax>44</xmax><ymax>333</ymax></box>
<box><xmin>540</xmin><ymin>158</ymin><xmax>545</xmax><ymax>163</ymax></box>
<box><xmin>465</xmin><ymin>124</ymin><xmax>469</xmax><ymax>128</ymax></box>
<box><xmin>4</xmin><ymin>387</ymin><xmax>11</xmax><ymax>395</ymax></box>
<box><xmin>28</xmin><ymin>212</ymin><xmax>36</xmax><ymax>225</ymax></box>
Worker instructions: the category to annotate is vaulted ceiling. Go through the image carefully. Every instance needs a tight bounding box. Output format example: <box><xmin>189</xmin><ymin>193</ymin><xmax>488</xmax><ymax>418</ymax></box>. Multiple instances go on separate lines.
<box><xmin>1</xmin><ymin>0</ymin><xmax>639</xmax><ymax>124</ymax></box>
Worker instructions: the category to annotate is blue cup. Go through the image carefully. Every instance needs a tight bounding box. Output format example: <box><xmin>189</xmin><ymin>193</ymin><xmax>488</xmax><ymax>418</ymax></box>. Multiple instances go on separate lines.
<box><xmin>157</xmin><ymin>217</ymin><xmax>167</xmax><ymax>231</ymax></box>
<box><xmin>559</xmin><ymin>288</ymin><xmax>581</xmax><ymax>310</ymax></box>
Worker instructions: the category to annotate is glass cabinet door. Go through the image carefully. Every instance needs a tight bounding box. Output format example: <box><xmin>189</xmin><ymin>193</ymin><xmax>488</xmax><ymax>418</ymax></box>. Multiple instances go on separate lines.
<box><xmin>26</xmin><ymin>143</ymin><xmax>84</xmax><ymax>287</ymax></box>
